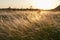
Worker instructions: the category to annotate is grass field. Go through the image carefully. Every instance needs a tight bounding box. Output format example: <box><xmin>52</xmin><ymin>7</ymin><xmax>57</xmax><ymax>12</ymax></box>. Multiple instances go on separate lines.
<box><xmin>0</xmin><ymin>10</ymin><xmax>60</xmax><ymax>40</ymax></box>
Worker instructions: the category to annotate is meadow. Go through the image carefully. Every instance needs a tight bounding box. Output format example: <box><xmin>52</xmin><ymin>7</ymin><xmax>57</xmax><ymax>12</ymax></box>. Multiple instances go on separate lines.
<box><xmin>0</xmin><ymin>10</ymin><xmax>60</xmax><ymax>40</ymax></box>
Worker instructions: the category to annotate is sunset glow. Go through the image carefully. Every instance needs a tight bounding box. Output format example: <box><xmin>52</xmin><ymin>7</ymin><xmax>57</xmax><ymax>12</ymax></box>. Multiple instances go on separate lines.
<box><xmin>0</xmin><ymin>0</ymin><xmax>60</xmax><ymax>10</ymax></box>
<box><xmin>33</xmin><ymin>0</ymin><xmax>60</xmax><ymax>10</ymax></box>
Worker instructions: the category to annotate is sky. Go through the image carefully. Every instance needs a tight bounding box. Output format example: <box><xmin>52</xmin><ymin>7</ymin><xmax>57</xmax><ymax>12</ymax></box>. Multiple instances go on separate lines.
<box><xmin>0</xmin><ymin>0</ymin><xmax>60</xmax><ymax>9</ymax></box>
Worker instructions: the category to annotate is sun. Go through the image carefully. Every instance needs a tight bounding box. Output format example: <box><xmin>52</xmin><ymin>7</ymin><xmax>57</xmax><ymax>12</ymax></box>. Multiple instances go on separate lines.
<box><xmin>33</xmin><ymin>0</ymin><xmax>59</xmax><ymax>10</ymax></box>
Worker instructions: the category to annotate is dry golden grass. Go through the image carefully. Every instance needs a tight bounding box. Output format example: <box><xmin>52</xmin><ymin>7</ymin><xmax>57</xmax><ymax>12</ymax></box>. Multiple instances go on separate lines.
<box><xmin>0</xmin><ymin>10</ymin><xmax>60</xmax><ymax>40</ymax></box>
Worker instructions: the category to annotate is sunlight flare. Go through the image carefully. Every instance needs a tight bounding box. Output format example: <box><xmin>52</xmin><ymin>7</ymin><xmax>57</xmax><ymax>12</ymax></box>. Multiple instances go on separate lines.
<box><xmin>32</xmin><ymin>0</ymin><xmax>59</xmax><ymax>10</ymax></box>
